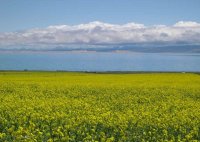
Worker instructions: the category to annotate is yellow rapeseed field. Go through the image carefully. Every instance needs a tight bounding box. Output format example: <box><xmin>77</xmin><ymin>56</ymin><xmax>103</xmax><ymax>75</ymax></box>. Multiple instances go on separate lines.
<box><xmin>0</xmin><ymin>72</ymin><xmax>200</xmax><ymax>141</ymax></box>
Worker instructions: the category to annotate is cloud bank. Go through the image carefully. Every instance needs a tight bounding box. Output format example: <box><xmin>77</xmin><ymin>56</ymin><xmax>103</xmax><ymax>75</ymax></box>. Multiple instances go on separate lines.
<box><xmin>0</xmin><ymin>21</ymin><xmax>200</xmax><ymax>51</ymax></box>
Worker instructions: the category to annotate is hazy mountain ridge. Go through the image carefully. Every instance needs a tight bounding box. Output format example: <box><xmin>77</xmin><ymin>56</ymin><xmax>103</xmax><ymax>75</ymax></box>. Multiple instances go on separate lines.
<box><xmin>1</xmin><ymin>45</ymin><xmax>199</xmax><ymax>53</ymax></box>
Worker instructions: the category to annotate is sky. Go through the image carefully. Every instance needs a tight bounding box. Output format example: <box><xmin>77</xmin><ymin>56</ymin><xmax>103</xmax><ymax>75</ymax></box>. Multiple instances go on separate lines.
<box><xmin>0</xmin><ymin>0</ymin><xmax>200</xmax><ymax>51</ymax></box>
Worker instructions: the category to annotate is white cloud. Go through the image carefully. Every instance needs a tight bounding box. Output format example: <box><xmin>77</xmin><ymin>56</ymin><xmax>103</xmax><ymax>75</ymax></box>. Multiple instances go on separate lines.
<box><xmin>0</xmin><ymin>21</ymin><xmax>200</xmax><ymax>51</ymax></box>
<box><xmin>174</xmin><ymin>21</ymin><xmax>200</xmax><ymax>27</ymax></box>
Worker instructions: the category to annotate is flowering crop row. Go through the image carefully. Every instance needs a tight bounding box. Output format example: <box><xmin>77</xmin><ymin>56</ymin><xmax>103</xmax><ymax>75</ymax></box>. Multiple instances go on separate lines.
<box><xmin>0</xmin><ymin>72</ymin><xmax>200</xmax><ymax>141</ymax></box>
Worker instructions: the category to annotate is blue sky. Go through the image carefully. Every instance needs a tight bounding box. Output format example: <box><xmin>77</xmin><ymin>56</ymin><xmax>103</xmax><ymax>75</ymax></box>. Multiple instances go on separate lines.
<box><xmin>0</xmin><ymin>0</ymin><xmax>200</xmax><ymax>32</ymax></box>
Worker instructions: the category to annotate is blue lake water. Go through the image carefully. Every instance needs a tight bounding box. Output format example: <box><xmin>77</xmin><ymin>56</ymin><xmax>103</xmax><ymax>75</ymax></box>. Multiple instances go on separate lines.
<box><xmin>0</xmin><ymin>52</ymin><xmax>200</xmax><ymax>72</ymax></box>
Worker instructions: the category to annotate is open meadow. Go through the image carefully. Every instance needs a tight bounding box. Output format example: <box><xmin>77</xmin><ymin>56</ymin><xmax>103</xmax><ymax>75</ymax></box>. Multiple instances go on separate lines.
<box><xmin>0</xmin><ymin>72</ymin><xmax>200</xmax><ymax>141</ymax></box>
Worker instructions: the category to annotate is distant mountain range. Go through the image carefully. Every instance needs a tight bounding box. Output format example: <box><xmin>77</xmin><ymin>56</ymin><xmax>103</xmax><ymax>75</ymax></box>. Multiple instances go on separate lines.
<box><xmin>111</xmin><ymin>45</ymin><xmax>200</xmax><ymax>53</ymax></box>
<box><xmin>51</xmin><ymin>44</ymin><xmax>200</xmax><ymax>53</ymax></box>
<box><xmin>0</xmin><ymin>44</ymin><xmax>200</xmax><ymax>53</ymax></box>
